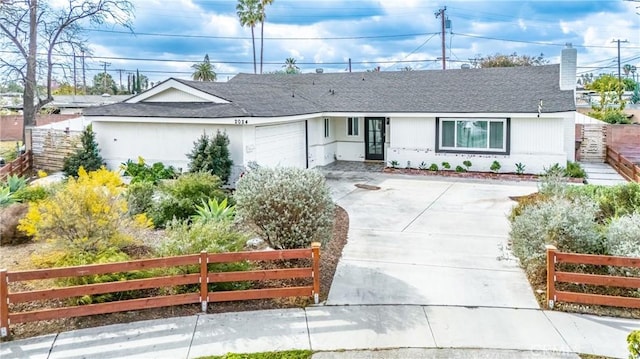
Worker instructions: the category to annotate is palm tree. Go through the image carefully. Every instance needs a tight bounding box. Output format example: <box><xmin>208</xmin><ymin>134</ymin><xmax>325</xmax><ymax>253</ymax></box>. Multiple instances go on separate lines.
<box><xmin>259</xmin><ymin>0</ymin><xmax>274</xmax><ymax>74</ymax></box>
<box><xmin>283</xmin><ymin>57</ymin><xmax>300</xmax><ymax>74</ymax></box>
<box><xmin>237</xmin><ymin>0</ymin><xmax>260</xmax><ymax>74</ymax></box>
<box><xmin>191</xmin><ymin>54</ymin><xmax>217</xmax><ymax>81</ymax></box>
<box><xmin>623</xmin><ymin>64</ymin><xmax>632</xmax><ymax>78</ymax></box>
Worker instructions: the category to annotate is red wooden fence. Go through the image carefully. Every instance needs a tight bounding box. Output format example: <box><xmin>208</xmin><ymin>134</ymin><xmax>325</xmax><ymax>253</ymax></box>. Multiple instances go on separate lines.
<box><xmin>0</xmin><ymin>150</ymin><xmax>32</xmax><ymax>182</ymax></box>
<box><xmin>546</xmin><ymin>245</ymin><xmax>640</xmax><ymax>310</ymax></box>
<box><xmin>0</xmin><ymin>243</ymin><xmax>321</xmax><ymax>337</ymax></box>
<box><xmin>606</xmin><ymin>146</ymin><xmax>640</xmax><ymax>183</ymax></box>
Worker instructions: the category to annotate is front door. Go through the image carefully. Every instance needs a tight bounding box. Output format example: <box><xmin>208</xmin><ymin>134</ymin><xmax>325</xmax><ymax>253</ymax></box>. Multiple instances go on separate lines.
<box><xmin>365</xmin><ymin>117</ymin><xmax>385</xmax><ymax>161</ymax></box>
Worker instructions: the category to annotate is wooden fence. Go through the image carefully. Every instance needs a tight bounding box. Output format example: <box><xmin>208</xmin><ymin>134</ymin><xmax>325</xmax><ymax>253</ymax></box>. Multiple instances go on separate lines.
<box><xmin>606</xmin><ymin>146</ymin><xmax>640</xmax><ymax>183</ymax></box>
<box><xmin>546</xmin><ymin>245</ymin><xmax>640</xmax><ymax>310</ymax></box>
<box><xmin>0</xmin><ymin>243</ymin><xmax>321</xmax><ymax>337</ymax></box>
<box><xmin>0</xmin><ymin>150</ymin><xmax>32</xmax><ymax>182</ymax></box>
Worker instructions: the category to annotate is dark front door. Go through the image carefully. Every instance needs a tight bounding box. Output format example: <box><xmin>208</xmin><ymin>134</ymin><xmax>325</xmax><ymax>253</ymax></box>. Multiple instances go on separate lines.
<box><xmin>365</xmin><ymin>117</ymin><xmax>385</xmax><ymax>161</ymax></box>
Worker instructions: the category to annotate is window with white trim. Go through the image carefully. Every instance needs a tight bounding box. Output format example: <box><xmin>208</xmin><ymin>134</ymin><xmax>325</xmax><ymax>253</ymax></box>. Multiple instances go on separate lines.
<box><xmin>437</xmin><ymin>118</ymin><xmax>509</xmax><ymax>154</ymax></box>
<box><xmin>347</xmin><ymin>117</ymin><xmax>359</xmax><ymax>136</ymax></box>
<box><xmin>324</xmin><ymin>118</ymin><xmax>330</xmax><ymax>138</ymax></box>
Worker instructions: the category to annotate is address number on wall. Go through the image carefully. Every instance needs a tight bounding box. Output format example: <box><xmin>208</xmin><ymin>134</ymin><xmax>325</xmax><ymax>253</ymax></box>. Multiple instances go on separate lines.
<box><xmin>234</xmin><ymin>119</ymin><xmax>249</xmax><ymax>125</ymax></box>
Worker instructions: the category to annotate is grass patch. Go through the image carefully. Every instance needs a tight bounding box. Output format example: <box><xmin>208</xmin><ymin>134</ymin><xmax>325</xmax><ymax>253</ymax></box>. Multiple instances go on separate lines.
<box><xmin>197</xmin><ymin>350</ymin><xmax>313</xmax><ymax>359</ymax></box>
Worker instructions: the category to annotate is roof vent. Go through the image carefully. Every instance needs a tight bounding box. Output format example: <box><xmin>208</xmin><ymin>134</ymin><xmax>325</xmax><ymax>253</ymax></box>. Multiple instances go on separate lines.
<box><xmin>316</xmin><ymin>68</ymin><xmax>324</xmax><ymax>73</ymax></box>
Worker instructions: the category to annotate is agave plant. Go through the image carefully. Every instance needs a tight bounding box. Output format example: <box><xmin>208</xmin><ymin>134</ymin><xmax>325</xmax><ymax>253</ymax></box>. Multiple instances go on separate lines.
<box><xmin>0</xmin><ymin>186</ymin><xmax>16</xmax><ymax>207</ymax></box>
<box><xmin>191</xmin><ymin>197</ymin><xmax>235</xmax><ymax>223</ymax></box>
<box><xmin>4</xmin><ymin>174</ymin><xmax>27</xmax><ymax>193</ymax></box>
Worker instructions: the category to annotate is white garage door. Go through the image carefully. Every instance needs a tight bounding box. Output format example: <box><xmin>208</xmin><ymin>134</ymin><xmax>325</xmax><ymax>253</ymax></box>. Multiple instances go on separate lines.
<box><xmin>255</xmin><ymin>122</ymin><xmax>307</xmax><ymax>168</ymax></box>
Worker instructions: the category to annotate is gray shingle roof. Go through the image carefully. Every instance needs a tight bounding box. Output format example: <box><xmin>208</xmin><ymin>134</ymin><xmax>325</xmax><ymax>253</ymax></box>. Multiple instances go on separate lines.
<box><xmin>85</xmin><ymin>65</ymin><xmax>575</xmax><ymax>118</ymax></box>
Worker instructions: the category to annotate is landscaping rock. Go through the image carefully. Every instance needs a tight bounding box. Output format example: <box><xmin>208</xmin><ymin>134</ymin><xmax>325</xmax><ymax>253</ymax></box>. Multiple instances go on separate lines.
<box><xmin>0</xmin><ymin>203</ymin><xmax>31</xmax><ymax>245</ymax></box>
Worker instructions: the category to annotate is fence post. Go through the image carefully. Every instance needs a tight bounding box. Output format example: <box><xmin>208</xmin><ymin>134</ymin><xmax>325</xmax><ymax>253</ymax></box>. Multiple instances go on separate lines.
<box><xmin>311</xmin><ymin>242</ymin><xmax>321</xmax><ymax>304</ymax></box>
<box><xmin>545</xmin><ymin>245</ymin><xmax>557</xmax><ymax>309</ymax></box>
<box><xmin>0</xmin><ymin>269</ymin><xmax>9</xmax><ymax>337</ymax></box>
<box><xmin>199</xmin><ymin>251</ymin><xmax>208</xmax><ymax>312</ymax></box>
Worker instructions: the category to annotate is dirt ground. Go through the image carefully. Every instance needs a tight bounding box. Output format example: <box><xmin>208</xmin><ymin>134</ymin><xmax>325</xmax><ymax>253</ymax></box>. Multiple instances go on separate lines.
<box><xmin>0</xmin><ymin>206</ymin><xmax>349</xmax><ymax>340</ymax></box>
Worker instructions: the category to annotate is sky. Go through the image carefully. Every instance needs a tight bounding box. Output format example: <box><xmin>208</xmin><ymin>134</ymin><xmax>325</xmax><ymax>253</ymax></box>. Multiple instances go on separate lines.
<box><xmin>57</xmin><ymin>0</ymin><xmax>640</xmax><ymax>83</ymax></box>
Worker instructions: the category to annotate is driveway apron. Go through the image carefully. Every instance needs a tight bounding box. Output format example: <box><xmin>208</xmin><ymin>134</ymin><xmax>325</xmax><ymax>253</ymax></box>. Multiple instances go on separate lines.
<box><xmin>326</xmin><ymin>176</ymin><xmax>541</xmax><ymax>309</ymax></box>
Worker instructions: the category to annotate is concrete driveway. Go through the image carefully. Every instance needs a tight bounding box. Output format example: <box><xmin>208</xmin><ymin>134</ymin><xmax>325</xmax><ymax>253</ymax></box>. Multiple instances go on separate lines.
<box><xmin>325</xmin><ymin>174</ymin><xmax>541</xmax><ymax>309</ymax></box>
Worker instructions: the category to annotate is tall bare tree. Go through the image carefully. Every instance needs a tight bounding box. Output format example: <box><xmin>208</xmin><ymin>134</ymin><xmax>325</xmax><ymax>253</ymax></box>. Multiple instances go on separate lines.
<box><xmin>0</xmin><ymin>0</ymin><xmax>134</xmax><ymax>141</ymax></box>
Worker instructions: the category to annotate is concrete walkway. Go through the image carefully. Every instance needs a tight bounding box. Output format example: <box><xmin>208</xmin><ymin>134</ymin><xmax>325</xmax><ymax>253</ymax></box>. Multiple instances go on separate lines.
<box><xmin>579</xmin><ymin>161</ymin><xmax>628</xmax><ymax>186</ymax></box>
<box><xmin>1</xmin><ymin>306</ymin><xmax>637</xmax><ymax>359</ymax></box>
<box><xmin>1</xmin><ymin>174</ymin><xmax>639</xmax><ymax>359</ymax></box>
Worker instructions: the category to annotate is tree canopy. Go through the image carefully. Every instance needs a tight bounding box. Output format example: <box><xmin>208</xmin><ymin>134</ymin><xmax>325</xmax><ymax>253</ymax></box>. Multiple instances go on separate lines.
<box><xmin>472</xmin><ymin>53</ymin><xmax>548</xmax><ymax>68</ymax></box>
<box><xmin>236</xmin><ymin>0</ymin><xmax>260</xmax><ymax>74</ymax></box>
<box><xmin>192</xmin><ymin>54</ymin><xmax>217</xmax><ymax>81</ymax></box>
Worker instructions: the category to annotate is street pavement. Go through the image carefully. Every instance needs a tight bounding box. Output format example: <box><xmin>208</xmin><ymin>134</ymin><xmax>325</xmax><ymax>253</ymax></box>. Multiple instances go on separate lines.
<box><xmin>1</xmin><ymin>172</ymin><xmax>638</xmax><ymax>359</ymax></box>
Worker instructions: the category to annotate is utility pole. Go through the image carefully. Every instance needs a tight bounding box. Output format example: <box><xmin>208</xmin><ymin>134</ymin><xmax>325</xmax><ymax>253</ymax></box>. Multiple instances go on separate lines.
<box><xmin>99</xmin><ymin>61</ymin><xmax>111</xmax><ymax>93</ymax></box>
<box><xmin>612</xmin><ymin>39</ymin><xmax>629</xmax><ymax>81</ymax></box>
<box><xmin>435</xmin><ymin>7</ymin><xmax>446</xmax><ymax>70</ymax></box>
<box><xmin>81</xmin><ymin>51</ymin><xmax>86</xmax><ymax>95</ymax></box>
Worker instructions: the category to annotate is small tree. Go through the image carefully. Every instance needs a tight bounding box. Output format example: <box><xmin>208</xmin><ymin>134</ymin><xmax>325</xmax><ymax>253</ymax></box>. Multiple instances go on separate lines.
<box><xmin>186</xmin><ymin>131</ymin><xmax>233</xmax><ymax>183</ymax></box>
<box><xmin>63</xmin><ymin>124</ymin><xmax>104</xmax><ymax>177</ymax></box>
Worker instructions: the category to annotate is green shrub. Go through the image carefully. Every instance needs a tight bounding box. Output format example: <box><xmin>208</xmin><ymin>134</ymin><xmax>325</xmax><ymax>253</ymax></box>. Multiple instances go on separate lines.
<box><xmin>629</xmin><ymin>330</ymin><xmax>640</xmax><ymax>359</ymax></box>
<box><xmin>187</xmin><ymin>131</ymin><xmax>233</xmax><ymax>184</ymax></box>
<box><xmin>12</xmin><ymin>185</ymin><xmax>49</xmax><ymax>203</ymax></box>
<box><xmin>605</xmin><ymin>213</ymin><xmax>640</xmax><ymax>257</ymax></box>
<box><xmin>63</xmin><ymin>124</ymin><xmax>104</xmax><ymax>178</ymax></box>
<box><xmin>125</xmin><ymin>181</ymin><xmax>156</xmax><ymax>216</ymax></box>
<box><xmin>462</xmin><ymin>160</ymin><xmax>472</xmax><ymax>170</ymax></box>
<box><xmin>428</xmin><ymin>163</ymin><xmax>438</xmax><ymax>171</ymax></box>
<box><xmin>510</xmin><ymin>196</ymin><xmax>603</xmax><ymax>282</ymax></box>
<box><xmin>159</xmin><ymin>220</ymin><xmax>251</xmax><ymax>292</ymax></box>
<box><xmin>38</xmin><ymin>247</ymin><xmax>152</xmax><ymax>305</ymax></box>
<box><xmin>149</xmin><ymin>172</ymin><xmax>228</xmax><ymax>228</ymax></box>
<box><xmin>455</xmin><ymin>165</ymin><xmax>466</xmax><ymax>172</ymax></box>
<box><xmin>490</xmin><ymin>160</ymin><xmax>501</xmax><ymax>173</ymax></box>
<box><xmin>0</xmin><ymin>186</ymin><xmax>16</xmax><ymax>207</ymax></box>
<box><xmin>566</xmin><ymin>183</ymin><xmax>640</xmax><ymax>221</ymax></box>
<box><xmin>441</xmin><ymin>162</ymin><xmax>451</xmax><ymax>170</ymax></box>
<box><xmin>564</xmin><ymin>161</ymin><xmax>586</xmax><ymax>179</ymax></box>
<box><xmin>515</xmin><ymin>162</ymin><xmax>526</xmax><ymax>175</ymax></box>
<box><xmin>121</xmin><ymin>157</ymin><xmax>177</xmax><ymax>184</ymax></box>
<box><xmin>235</xmin><ymin>167</ymin><xmax>334</xmax><ymax>249</ymax></box>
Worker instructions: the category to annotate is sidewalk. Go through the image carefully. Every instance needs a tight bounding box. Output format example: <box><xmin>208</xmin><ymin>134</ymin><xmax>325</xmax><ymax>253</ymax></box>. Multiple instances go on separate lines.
<box><xmin>579</xmin><ymin>162</ymin><xmax>628</xmax><ymax>186</ymax></box>
<box><xmin>1</xmin><ymin>305</ymin><xmax>637</xmax><ymax>359</ymax></box>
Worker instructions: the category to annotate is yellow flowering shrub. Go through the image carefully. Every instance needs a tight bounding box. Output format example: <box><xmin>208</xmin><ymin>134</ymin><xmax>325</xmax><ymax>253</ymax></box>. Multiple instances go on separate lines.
<box><xmin>18</xmin><ymin>167</ymin><xmax>141</xmax><ymax>254</ymax></box>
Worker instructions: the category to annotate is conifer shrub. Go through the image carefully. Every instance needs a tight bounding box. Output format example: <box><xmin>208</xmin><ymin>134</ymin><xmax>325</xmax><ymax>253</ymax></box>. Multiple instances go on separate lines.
<box><xmin>125</xmin><ymin>181</ymin><xmax>156</xmax><ymax>216</ymax></box>
<box><xmin>187</xmin><ymin>131</ymin><xmax>233</xmax><ymax>183</ymax></box>
<box><xmin>234</xmin><ymin>167</ymin><xmax>334</xmax><ymax>249</ymax></box>
<box><xmin>63</xmin><ymin>124</ymin><xmax>104</xmax><ymax>178</ymax></box>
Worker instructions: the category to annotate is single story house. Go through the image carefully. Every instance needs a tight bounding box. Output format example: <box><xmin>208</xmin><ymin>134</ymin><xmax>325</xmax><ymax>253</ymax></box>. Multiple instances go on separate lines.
<box><xmin>84</xmin><ymin>46</ymin><xmax>577</xmax><ymax>181</ymax></box>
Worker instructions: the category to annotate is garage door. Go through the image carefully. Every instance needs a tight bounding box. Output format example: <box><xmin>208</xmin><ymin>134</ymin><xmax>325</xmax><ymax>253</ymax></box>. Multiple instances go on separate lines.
<box><xmin>255</xmin><ymin>122</ymin><xmax>306</xmax><ymax>168</ymax></box>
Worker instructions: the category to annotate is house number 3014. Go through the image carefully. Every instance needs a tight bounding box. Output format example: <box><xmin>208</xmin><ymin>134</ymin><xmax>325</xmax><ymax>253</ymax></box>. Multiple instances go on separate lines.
<box><xmin>234</xmin><ymin>119</ymin><xmax>248</xmax><ymax>125</ymax></box>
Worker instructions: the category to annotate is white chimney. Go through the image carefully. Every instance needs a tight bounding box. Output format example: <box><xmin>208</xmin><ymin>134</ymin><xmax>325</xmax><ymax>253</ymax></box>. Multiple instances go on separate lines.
<box><xmin>560</xmin><ymin>43</ymin><xmax>577</xmax><ymax>91</ymax></box>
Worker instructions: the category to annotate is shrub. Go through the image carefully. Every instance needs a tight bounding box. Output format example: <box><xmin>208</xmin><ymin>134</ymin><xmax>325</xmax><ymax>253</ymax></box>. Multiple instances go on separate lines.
<box><xmin>3</xmin><ymin>174</ymin><xmax>27</xmax><ymax>193</ymax></box>
<box><xmin>515</xmin><ymin>162</ymin><xmax>526</xmax><ymax>175</ymax></box>
<box><xmin>0</xmin><ymin>186</ymin><xmax>15</xmax><ymax>207</ymax></box>
<box><xmin>490</xmin><ymin>160</ymin><xmax>501</xmax><ymax>173</ymax></box>
<box><xmin>63</xmin><ymin>124</ymin><xmax>104</xmax><ymax>178</ymax></box>
<box><xmin>565</xmin><ymin>183</ymin><xmax>640</xmax><ymax>221</ymax></box>
<box><xmin>564</xmin><ymin>161</ymin><xmax>586</xmax><ymax>179</ymax></box>
<box><xmin>158</xmin><ymin>220</ymin><xmax>251</xmax><ymax>292</ymax></box>
<box><xmin>510</xmin><ymin>196</ymin><xmax>603</xmax><ymax>282</ymax></box>
<box><xmin>462</xmin><ymin>160</ymin><xmax>472</xmax><ymax>170</ymax></box>
<box><xmin>418</xmin><ymin>162</ymin><xmax>428</xmax><ymax>170</ymax></box>
<box><xmin>149</xmin><ymin>172</ymin><xmax>227</xmax><ymax>228</ymax></box>
<box><xmin>629</xmin><ymin>330</ymin><xmax>640</xmax><ymax>359</ymax></box>
<box><xmin>125</xmin><ymin>181</ymin><xmax>156</xmax><ymax>216</ymax></box>
<box><xmin>187</xmin><ymin>131</ymin><xmax>233</xmax><ymax>184</ymax></box>
<box><xmin>12</xmin><ymin>185</ymin><xmax>49</xmax><ymax>203</ymax></box>
<box><xmin>235</xmin><ymin>167</ymin><xmax>334</xmax><ymax>249</ymax></box>
<box><xmin>428</xmin><ymin>163</ymin><xmax>438</xmax><ymax>171</ymax></box>
<box><xmin>441</xmin><ymin>162</ymin><xmax>451</xmax><ymax>170</ymax></box>
<box><xmin>121</xmin><ymin>156</ymin><xmax>177</xmax><ymax>184</ymax></box>
<box><xmin>605</xmin><ymin>213</ymin><xmax>640</xmax><ymax>258</ymax></box>
<box><xmin>18</xmin><ymin>167</ymin><xmax>138</xmax><ymax>253</ymax></box>
<box><xmin>455</xmin><ymin>165</ymin><xmax>466</xmax><ymax>172</ymax></box>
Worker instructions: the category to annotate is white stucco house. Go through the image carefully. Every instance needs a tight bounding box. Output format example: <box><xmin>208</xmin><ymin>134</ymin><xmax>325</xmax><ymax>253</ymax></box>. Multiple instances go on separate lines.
<box><xmin>84</xmin><ymin>47</ymin><xmax>577</xmax><ymax>181</ymax></box>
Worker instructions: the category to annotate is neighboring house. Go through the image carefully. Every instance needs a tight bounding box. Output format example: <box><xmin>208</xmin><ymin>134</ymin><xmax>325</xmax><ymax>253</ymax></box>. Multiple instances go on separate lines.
<box><xmin>84</xmin><ymin>46</ymin><xmax>577</xmax><ymax>180</ymax></box>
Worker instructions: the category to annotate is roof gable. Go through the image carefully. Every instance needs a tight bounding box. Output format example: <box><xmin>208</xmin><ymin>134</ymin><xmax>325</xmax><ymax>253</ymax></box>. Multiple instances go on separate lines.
<box><xmin>125</xmin><ymin>79</ymin><xmax>230</xmax><ymax>104</ymax></box>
